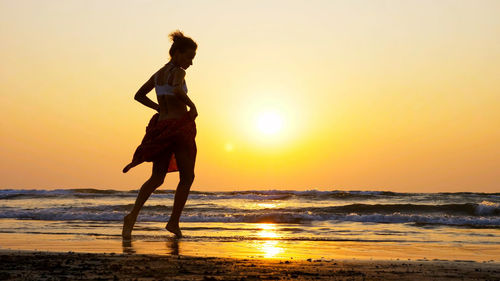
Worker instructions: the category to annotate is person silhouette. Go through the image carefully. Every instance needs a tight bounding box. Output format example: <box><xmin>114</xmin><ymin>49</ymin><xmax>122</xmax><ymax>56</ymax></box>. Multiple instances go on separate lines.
<box><xmin>122</xmin><ymin>30</ymin><xmax>198</xmax><ymax>239</ymax></box>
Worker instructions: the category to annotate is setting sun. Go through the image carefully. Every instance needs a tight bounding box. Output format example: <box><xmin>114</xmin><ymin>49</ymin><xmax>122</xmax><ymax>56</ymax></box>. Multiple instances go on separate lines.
<box><xmin>256</xmin><ymin>111</ymin><xmax>284</xmax><ymax>136</ymax></box>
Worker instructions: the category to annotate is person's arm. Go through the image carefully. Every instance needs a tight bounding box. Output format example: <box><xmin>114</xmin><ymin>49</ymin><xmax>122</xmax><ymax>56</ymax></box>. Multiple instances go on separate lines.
<box><xmin>134</xmin><ymin>74</ymin><xmax>159</xmax><ymax>112</ymax></box>
<box><xmin>171</xmin><ymin>68</ymin><xmax>198</xmax><ymax>119</ymax></box>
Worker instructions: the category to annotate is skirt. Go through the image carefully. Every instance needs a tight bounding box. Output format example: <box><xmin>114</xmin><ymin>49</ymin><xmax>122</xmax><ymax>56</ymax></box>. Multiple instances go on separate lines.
<box><xmin>122</xmin><ymin>111</ymin><xmax>196</xmax><ymax>173</ymax></box>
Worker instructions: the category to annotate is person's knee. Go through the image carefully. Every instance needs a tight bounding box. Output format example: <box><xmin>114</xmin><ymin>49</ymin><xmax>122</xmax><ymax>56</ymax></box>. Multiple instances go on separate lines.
<box><xmin>179</xmin><ymin>172</ymin><xmax>194</xmax><ymax>185</ymax></box>
<box><xmin>149</xmin><ymin>175</ymin><xmax>165</xmax><ymax>187</ymax></box>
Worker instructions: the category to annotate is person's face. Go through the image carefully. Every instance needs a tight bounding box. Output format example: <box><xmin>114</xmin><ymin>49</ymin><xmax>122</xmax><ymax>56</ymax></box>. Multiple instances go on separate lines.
<box><xmin>176</xmin><ymin>48</ymin><xmax>196</xmax><ymax>69</ymax></box>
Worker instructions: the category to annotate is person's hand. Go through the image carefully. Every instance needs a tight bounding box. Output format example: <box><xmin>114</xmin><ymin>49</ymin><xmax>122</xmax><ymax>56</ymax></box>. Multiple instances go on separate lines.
<box><xmin>189</xmin><ymin>107</ymin><xmax>198</xmax><ymax>120</ymax></box>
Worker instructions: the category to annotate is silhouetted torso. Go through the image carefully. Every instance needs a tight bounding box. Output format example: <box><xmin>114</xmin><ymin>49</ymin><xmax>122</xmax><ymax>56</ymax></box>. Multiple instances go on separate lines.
<box><xmin>154</xmin><ymin>63</ymin><xmax>188</xmax><ymax>121</ymax></box>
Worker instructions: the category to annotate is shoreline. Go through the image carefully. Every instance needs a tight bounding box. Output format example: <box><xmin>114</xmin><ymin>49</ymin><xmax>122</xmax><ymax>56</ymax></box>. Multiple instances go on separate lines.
<box><xmin>1</xmin><ymin>249</ymin><xmax>499</xmax><ymax>280</ymax></box>
<box><xmin>1</xmin><ymin>231</ymin><xmax>498</xmax><ymax>263</ymax></box>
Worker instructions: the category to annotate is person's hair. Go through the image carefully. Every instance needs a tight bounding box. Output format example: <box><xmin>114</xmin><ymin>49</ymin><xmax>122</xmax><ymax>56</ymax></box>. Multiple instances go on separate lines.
<box><xmin>168</xmin><ymin>30</ymin><xmax>197</xmax><ymax>57</ymax></box>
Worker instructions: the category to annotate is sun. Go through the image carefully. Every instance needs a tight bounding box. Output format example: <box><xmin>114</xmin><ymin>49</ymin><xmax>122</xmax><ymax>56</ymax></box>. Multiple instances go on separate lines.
<box><xmin>256</xmin><ymin>111</ymin><xmax>284</xmax><ymax>136</ymax></box>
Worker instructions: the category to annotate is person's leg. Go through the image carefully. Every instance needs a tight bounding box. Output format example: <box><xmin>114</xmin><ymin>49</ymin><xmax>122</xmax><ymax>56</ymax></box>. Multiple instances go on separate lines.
<box><xmin>166</xmin><ymin>141</ymin><xmax>196</xmax><ymax>237</ymax></box>
<box><xmin>122</xmin><ymin>153</ymin><xmax>171</xmax><ymax>238</ymax></box>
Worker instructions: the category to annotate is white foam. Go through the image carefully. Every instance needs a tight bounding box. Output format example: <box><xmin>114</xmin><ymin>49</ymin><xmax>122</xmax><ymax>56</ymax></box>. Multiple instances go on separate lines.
<box><xmin>1</xmin><ymin>208</ymin><xmax>499</xmax><ymax>227</ymax></box>
<box><xmin>476</xmin><ymin>201</ymin><xmax>500</xmax><ymax>216</ymax></box>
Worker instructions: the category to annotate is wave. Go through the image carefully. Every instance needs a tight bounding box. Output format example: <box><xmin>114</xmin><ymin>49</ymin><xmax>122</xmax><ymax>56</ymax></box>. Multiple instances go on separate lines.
<box><xmin>1</xmin><ymin>188</ymin><xmax>498</xmax><ymax>228</ymax></box>
<box><xmin>2</xmin><ymin>188</ymin><xmax>498</xmax><ymax>201</ymax></box>
<box><xmin>302</xmin><ymin>201</ymin><xmax>500</xmax><ymax>216</ymax></box>
<box><xmin>0</xmin><ymin>189</ymin><xmax>388</xmax><ymax>201</ymax></box>
<box><xmin>476</xmin><ymin>201</ymin><xmax>500</xmax><ymax>215</ymax></box>
<box><xmin>0</xmin><ymin>189</ymin><xmax>133</xmax><ymax>199</ymax></box>
<box><xmin>1</xmin><ymin>211</ymin><xmax>498</xmax><ymax>228</ymax></box>
<box><xmin>3</xmin><ymin>200</ymin><xmax>498</xmax><ymax>216</ymax></box>
<box><xmin>1</xmin><ymin>208</ymin><xmax>498</xmax><ymax>228</ymax></box>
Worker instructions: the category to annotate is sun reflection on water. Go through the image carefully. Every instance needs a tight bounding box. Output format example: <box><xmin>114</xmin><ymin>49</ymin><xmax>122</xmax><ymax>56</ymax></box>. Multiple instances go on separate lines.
<box><xmin>257</xmin><ymin>223</ymin><xmax>278</xmax><ymax>238</ymax></box>
<box><xmin>255</xmin><ymin>223</ymin><xmax>284</xmax><ymax>258</ymax></box>
<box><xmin>259</xmin><ymin>240</ymin><xmax>282</xmax><ymax>258</ymax></box>
<box><xmin>256</xmin><ymin>202</ymin><xmax>277</xmax><ymax>209</ymax></box>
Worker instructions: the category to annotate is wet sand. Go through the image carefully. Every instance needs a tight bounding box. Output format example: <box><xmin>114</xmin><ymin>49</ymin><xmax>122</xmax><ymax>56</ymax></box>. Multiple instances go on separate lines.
<box><xmin>1</xmin><ymin>250</ymin><xmax>499</xmax><ymax>281</ymax></box>
<box><xmin>2</xmin><ymin>231</ymin><xmax>498</xmax><ymax>263</ymax></box>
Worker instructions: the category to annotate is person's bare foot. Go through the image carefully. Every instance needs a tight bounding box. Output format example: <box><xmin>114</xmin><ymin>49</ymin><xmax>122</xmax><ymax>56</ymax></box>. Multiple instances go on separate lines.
<box><xmin>122</xmin><ymin>163</ymin><xmax>133</xmax><ymax>173</ymax></box>
<box><xmin>166</xmin><ymin>223</ymin><xmax>182</xmax><ymax>238</ymax></box>
<box><xmin>122</xmin><ymin>214</ymin><xmax>135</xmax><ymax>239</ymax></box>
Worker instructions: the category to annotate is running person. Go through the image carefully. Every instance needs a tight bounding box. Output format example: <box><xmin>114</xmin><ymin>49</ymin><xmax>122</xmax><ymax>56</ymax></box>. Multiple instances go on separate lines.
<box><xmin>122</xmin><ymin>30</ymin><xmax>198</xmax><ymax>239</ymax></box>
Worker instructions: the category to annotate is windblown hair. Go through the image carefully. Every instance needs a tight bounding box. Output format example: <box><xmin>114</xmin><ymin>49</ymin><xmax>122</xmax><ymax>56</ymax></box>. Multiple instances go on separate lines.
<box><xmin>168</xmin><ymin>30</ymin><xmax>197</xmax><ymax>57</ymax></box>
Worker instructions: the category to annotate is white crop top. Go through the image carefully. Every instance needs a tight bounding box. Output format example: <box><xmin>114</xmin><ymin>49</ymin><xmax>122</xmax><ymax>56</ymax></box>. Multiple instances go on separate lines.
<box><xmin>154</xmin><ymin>65</ymin><xmax>188</xmax><ymax>96</ymax></box>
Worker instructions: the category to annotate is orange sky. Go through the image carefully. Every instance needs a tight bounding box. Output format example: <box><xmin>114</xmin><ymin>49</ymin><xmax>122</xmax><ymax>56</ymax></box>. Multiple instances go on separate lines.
<box><xmin>1</xmin><ymin>0</ymin><xmax>499</xmax><ymax>192</ymax></box>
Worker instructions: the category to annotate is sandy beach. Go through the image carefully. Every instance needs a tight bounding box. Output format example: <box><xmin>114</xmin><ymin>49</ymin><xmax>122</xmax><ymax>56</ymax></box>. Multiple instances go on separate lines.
<box><xmin>1</xmin><ymin>250</ymin><xmax>499</xmax><ymax>281</ymax></box>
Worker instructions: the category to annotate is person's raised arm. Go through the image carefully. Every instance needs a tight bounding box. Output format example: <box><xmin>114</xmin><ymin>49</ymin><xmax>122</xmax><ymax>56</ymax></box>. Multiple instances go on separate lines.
<box><xmin>134</xmin><ymin>74</ymin><xmax>159</xmax><ymax>112</ymax></box>
<box><xmin>171</xmin><ymin>68</ymin><xmax>198</xmax><ymax>119</ymax></box>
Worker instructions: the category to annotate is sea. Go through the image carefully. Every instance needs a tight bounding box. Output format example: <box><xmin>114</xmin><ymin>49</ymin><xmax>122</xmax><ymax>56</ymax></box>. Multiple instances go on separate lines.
<box><xmin>1</xmin><ymin>188</ymin><xmax>499</xmax><ymax>262</ymax></box>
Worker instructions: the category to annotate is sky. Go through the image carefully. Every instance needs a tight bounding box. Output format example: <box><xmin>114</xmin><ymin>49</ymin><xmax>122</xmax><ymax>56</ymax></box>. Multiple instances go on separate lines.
<box><xmin>1</xmin><ymin>0</ymin><xmax>499</xmax><ymax>192</ymax></box>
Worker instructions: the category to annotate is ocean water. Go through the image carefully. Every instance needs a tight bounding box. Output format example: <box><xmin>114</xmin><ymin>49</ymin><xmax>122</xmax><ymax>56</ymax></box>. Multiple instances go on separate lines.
<box><xmin>1</xmin><ymin>189</ymin><xmax>499</xmax><ymax>261</ymax></box>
